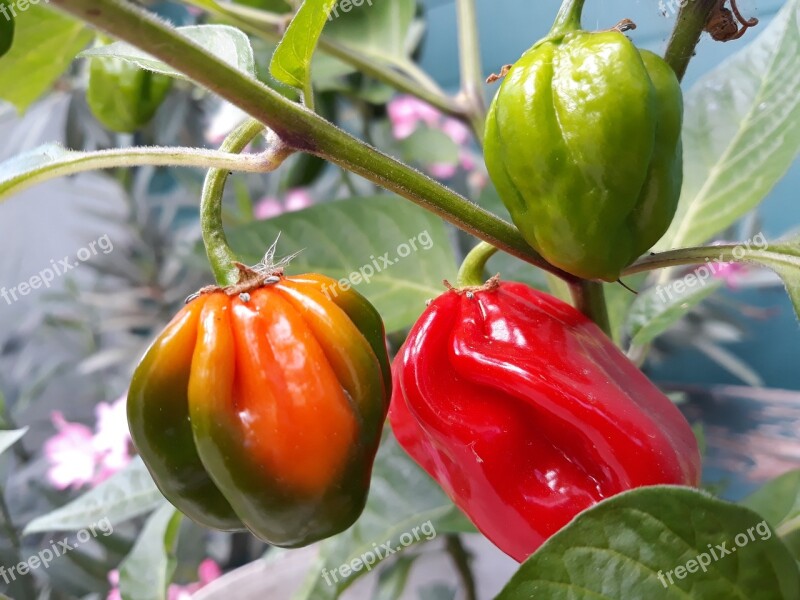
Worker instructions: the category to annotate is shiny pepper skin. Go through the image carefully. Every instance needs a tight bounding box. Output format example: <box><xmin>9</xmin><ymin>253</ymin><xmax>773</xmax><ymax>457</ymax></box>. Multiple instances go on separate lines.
<box><xmin>87</xmin><ymin>55</ymin><xmax>172</xmax><ymax>134</ymax></box>
<box><xmin>390</xmin><ymin>280</ymin><xmax>701</xmax><ymax>561</ymax></box>
<box><xmin>128</xmin><ymin>273</ymin><xmax>391</xmax><ymax>546</ymax></box>
<box><xmin>484</xmin><ymin>16</ymin><xmax>684</xmax><ymax>281</ymax></box>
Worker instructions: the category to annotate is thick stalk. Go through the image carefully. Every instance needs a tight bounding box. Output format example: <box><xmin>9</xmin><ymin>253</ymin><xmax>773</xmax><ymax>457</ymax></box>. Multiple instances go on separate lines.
<box><xmin>201</xmin><ymin>120</ymin><xmax>291</xmax><ymax>286</ymax></box>
<box><xmin>569</xmin><ymin>280</ymin><xmax>612</xmax><ymax>337</ymax></box>
<box><xmin>664</xmin><ymin>0</ymin><xmax>718</xmax><ymax>81</ymax></box>
<box><xmin>550</xmin><ymin>0</ymin><xmax>586</xmax><ymax>36</ymax></box>
<box><xmin>457</xmin><ymin>242</ymin><xmax>498</xmax><ymax>287</ymax></box>
<box><xmin>456</xmin><ymin>0</ymin><xmax>487</xmax><ymax>142</ymax></box>
<box><xmin>50</xmin><ymin>0</ymin><xmax>570</xmax><ymax>281</ymax></box>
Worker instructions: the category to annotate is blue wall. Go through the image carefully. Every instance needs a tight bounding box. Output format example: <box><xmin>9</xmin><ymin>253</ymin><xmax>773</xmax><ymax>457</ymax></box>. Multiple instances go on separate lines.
<box><xmin>418</xmin><ymin>0</ymin><xmax>799</xmax><ymax>389</ymax></box>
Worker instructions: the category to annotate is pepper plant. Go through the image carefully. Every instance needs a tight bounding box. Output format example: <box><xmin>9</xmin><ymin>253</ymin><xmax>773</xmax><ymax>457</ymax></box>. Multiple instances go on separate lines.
<box><xmin>0</xmin><ymin>0</ymin><xmax>799</xmax><ymax>598</ymax></box>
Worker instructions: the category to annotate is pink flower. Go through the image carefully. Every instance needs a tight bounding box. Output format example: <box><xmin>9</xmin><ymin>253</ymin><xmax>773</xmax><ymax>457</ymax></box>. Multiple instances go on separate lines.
<box><xmin>387</xmin><ymin>96</ymin><xmax>441</xmax><ymax>139</ymax></box>
<box><xmin>284</xmin><ymin>189</ymin><xmax>313</xmax><ymax>212</ymax></box>
<box><xmin>93</xmin><ymin>397</ymin><xmax>133</xmax><ymax>484</ymax></box>
<box><xmin>428</xmin><ymin>163</ymin><xmax>458</xmax><ymax>179</ymax></box>
<box><xmin>711</xmin><ymin>262</ymin><xmax>749</xmax><ymax>289</ymax></box>
<box><xmin>254</xmin><ymin>197</ymin><xmax>283</xmax><ymax>220</ymax></box>
<box><xmin>45</xmin><ymin>413</ymin><xmax>97</xmax><ymax>490</ymax></box>
<box><xmin>44</xmin><ymin>396</ymin><xmax>133</xmax><ymax>490</ymax></box>
<box><xmin>254</xmin><ymin>189</ymin><xmax>314</xmax><ymax>220</ymax></box>
<box><xmin>440</xmin><ymin>118</ymin><xmax>471</xmax><ymax>146</ymax></box>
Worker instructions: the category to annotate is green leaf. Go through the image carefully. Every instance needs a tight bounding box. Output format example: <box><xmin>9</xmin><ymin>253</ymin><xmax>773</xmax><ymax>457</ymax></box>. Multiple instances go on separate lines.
<box><xmin>398</xmin><ymin>127</ymin><xmax>459</xmax><ymax>168</ymax></box>
<box><xmin>0</xmin><ymin>0</ymin><xmax>14</xmax><ymax>57</ymax></box>
<box><xmin>0</xmin><ymin>427</ymin><xmax>27</xmax><ymax>457</ymax></box>
<box><xmin>80</xmin><ymin>25</ymin><xmax>256</xmax><ymax>79</ymax></box>
<box><xmin>228</xmin><ymin>195</ymin><xmax>457</xmax><ymax>332</ymax></box>
<box><xmin>270</xmin><ymin>0</ymin><xmax>337</xmax><ymax>90</ymax></box>
<box><xmin>741</xmin><ymin>470</ymin><xmax>800</xmax><ymax>561</ymax></box>
<box><xmin>23</xmin><ymin>457</ymin><xmax>163</xmax><ymax>535</ymax></box>
<box><xmin>325</xmin><ymin>0</ymin><xmax>417</xmax><ymax>61</ymax></box>
<box><xmin>658</xmin><ymin>0</ymin><xmax>800</xmax><ymax>250</ymax></box>
<box><xmin>0</xmin><ymin>144</ymin><xmax>95</xmax><ymax>202</ymax></box>
<box><xmin>291</xmin><ymin>430</ymin><xmax>474</xmax><ymax>600</ymax></box>
<box><xmin>374</xmin><ymin>555</ymin><xmax>419</xmax><ymax>600</ymax></box>
<box><xmin>625</xmin><ymin>276</ymin><xmax>723</xmax><ymax>347</ymax></box>
<box><xmin>736</xmin><ymin>235</ymin><xmax>800</xmax><ymax>320</ymax></box>
<box><xmin>0</xmin><ymin>6</ymin><xmax>92</xmax><ymax>112</ymax></box>
<box><xmin>497</xmin><ymin>486</ymin><xmax>800</xmax><ymax>600</ymax></box>
<box><xmin>119</xmin><ymin>503</ymin><xmax>182</xmax><ymax>600</ymax></box>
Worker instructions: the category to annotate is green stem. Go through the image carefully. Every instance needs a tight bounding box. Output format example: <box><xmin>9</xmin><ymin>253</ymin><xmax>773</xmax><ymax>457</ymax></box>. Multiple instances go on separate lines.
<box><xmin>0</xmin><ymin>145</ymin><xmax>288</xmax><ymax>203</ymax></box>
<box><xmin>457</xmin><ymin>241</ymin><xmax>498</xmax><ymax>287</ymax></box>
<box><xmin>622</xmin><ymin>244</ymin><xmax>743</xmax><ymax>276</ymax></box>
<box><xmin>201</xmin><ymin>119</ymin><xmax>291</xmax><ymax>286</ymax></box>
<box><xmin>663</xmin><ymin>0</ymin><xmax>718</xmax><ymax>81</ymax></box>
<box><xmin>569</xmin><ymin>280</ymin><xmax>612</xmax><ymax>337</ymax></box>
<box><xmin>550</xmin><ymin>0</ymin><xmax>586</xmax><ymax>36</ymax></box>
<box><xmin>456</xmin><ymin>0</ymin><xmax>487</xmax><ymax>143</ymax></box>
<box><xmin>51</xmin><ymin>0</ymin><xmax>571</xmax><ymax>282</ymax></box>
<box><xmin>445</xmin><ymin>535</ymin><xmax>478</xmax><ymax>600</ymax></box>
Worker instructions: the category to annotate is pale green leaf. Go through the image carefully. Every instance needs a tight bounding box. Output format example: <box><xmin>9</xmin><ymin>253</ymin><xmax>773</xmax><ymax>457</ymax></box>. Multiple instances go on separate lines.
<box><xmin>626</xmin><ymin>277</ymin><xmax>723</xmax><ymax>346</ymax></box>
<box><xmin>80</xmin><ymin>25</ymin><xmax>255</xmax><ymax>78</ymax></box>
<box><xmin>0</xmin><ymin>427</ymin><xmax>27</xmax><ymax>457</ymax></box>
<box><xmin>659</xmin><ymin>0</ymin><xmax>800</xmax><ymax>250</ymax></box>
<box><xmin>742</xmin><ymin>470</ymin><xmax>800</xmax><ymax>561</ymax></box>
<box><xmin>119</xmin><ymin>503</ymin><xmax>183</xmax><ymax>600</ymax></box>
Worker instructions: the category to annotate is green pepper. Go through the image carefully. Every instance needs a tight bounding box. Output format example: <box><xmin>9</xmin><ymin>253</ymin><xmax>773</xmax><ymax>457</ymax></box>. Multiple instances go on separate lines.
<box><xmin>484</xmin><ymin>0</ymin><xmax>683</xmax><ymax>281</ymax></box>
<box><xmin>86</xmin><ymin>53</ymin><xmax>172</xmax><ymax>134</ymax></box>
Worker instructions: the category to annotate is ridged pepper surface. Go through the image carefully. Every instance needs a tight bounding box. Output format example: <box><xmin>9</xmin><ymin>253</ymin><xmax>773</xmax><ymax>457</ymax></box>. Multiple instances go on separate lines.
<box><xmin>128</xmin><ymin>272</ymin><xmax>390</xmax><ymax>547</ymax></box>
<box><xmin>390</xmin><ymin>279</ymin><xmax>701</xmax><ymax>561</ymax></box>
<box><xmin>484</xmin><ymin>2</ymin><xmax>683</xmax><ymax>281</ymax></box>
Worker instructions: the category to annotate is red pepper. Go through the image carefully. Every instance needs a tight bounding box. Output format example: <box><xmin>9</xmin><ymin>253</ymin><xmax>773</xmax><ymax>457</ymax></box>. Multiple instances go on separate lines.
<box><xmin>389</xmin><ymin>279</ymin><xmax>701</xmax><ymax>561</ymax></box>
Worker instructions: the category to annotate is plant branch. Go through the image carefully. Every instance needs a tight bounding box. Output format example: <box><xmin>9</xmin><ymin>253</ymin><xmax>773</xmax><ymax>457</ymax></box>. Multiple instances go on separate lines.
<box><xmin>445</xmin><ymin>535</ymin><xmax>478</xmax><ymax>600</ymax></box>
<box><xmin>569</xmin><ymin>280</ymin><xmax>612</xmax><ymax>337</ymax></box>
<box><xmin>0</xmin><ymin>145</ymin><xmax>288</xmax><ymax>202</ymax></box>
<box><xmin>183</xmin><ymin>0</ymin><xmax>466</xmax><ymax>118</ymax></box>
<box><xmin>50</xmin><ymin>0</ymin><xmax>572</xmax><ymax>281</ymax></box>
<box><xmin>663</xmin><ymin>0</ymin><xmax>718</xmax><ymax>81</ymax></box>
<box><xmin>201</xmin><ymin>119</ymin><xmax>291</xmax><ymax>287</ymax></box>
<box><xmin>622</xmin><ymin>244</ymin><xmax>744</xmax><ymax>275</ymax></box>
<box><xmin>456</xmin><ymin>0</ymin><xmax>488</xmax><ymax>143</ymax></box>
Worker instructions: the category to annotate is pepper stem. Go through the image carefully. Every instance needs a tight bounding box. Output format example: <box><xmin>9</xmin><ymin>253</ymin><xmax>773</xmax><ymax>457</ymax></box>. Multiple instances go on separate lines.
<box><xmin>549</xmin><ymin>0</ymin><xmax>586</xmax><ymax>37</ymax></box>
<box><xmin>457</xmin><ymin>241</ymin><xmax>499</xmax><ymax>287</ymax></box>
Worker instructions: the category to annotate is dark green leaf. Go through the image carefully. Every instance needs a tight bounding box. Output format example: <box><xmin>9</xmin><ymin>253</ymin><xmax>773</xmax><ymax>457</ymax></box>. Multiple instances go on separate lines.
<box><xmin>497</xmin><ymin>486</ymin><xmax>800</xmax><ymax>600</ymax></box>
<box><xmin>119</xmin><ymin>503</ymin><xmax>183</xmax><ymax>600</ymax></box>
<box><xmin>270</xmin><ymin>0</ymin><xmax>338</xmax><ymax>89</ymax></box>
<box><xmin>228</xmin><ymin>195</ymin><xmax>457</xmax><ymax>332</ymax></box>
<box><xmin>23</xmin><ymin>457</ymin><xmax>163</xmax><ymax>535</ymax></box>
<box><xmin>0</xmin><ymin>0</ymin><xmax>13</xmax><ymax>57</ymax></box>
